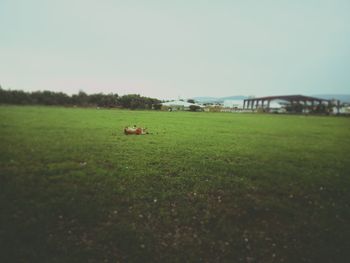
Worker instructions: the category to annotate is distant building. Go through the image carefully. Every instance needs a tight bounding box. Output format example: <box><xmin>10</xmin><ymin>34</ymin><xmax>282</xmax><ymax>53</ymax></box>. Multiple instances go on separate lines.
<box><xmin>243</xmin><ymin>95</ymin><xmax>336</xmax><ymax>113</ymax></box>
<box><xmin>267</xmin><ymin>99</ymin><xmax>288</xmax><ymax>113</ymax></box>
<box><xmin>161</xmin><ymin>100</ymin><xmax>203</xmax><ymax>111</ymax></box>
<box><xmin>335</xmin><ymin>103</ymin><xmax>350</xmax><ymax>114</ymax></box>
<box><xmin>203</xmin><ymin>104</ymin><xmax>223</xmax><ymax>112</ymax></box>
<box><xmin>223</xmin><ymin>100</ymin><xmax>244</xmax><ymax>109</ymax></box>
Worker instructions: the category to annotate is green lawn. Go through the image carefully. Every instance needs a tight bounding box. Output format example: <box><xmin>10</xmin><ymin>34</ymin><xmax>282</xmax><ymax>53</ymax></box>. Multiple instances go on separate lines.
<box><xmin>1</xmin><ymin>105</ymin><xmax>349</xmax><ymax>262</ymax></box>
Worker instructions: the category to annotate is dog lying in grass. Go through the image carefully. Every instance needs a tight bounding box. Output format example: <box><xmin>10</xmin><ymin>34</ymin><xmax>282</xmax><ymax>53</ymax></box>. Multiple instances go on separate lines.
<box><xmin>124</xmin><ymin>126</ymin><xmax>148</xmax><ymax>135</ymax></box>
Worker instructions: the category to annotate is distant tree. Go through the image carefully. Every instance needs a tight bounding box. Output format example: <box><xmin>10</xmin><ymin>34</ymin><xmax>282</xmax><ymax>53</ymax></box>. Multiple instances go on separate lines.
<box><xmin>187</xmin><ymin>99</ymin><xmax>195</xmax><ymax>104</ymax></box>
<box><xmin>8</xmin><ymin>89</ymin><xmax>31</xmax><ymax>104</ymax></box>
<box><xmin>71</xmin><ymin>91</ymin><xmax>89</xmax><ymax>106</ymax></box>
<box><xmin>119</xmin><ymin>94</ymin><xmax>140</xmax><ymax>109</ymax></box>
<box><xmin>0</xmin><ymin>87</ymin><xmax>161</xmax><ymax>110</ymax></box>
<box><xmin>189</xmin><ymin>105</ymin><xmax>201</xmax><ymax>112</ymax></box>
<box><xmin>98</xmin><ymin>93</ymin><xmax>119</xmax><ymax>108</ymax></box>
<box><xmin>55</xmin><ymin>92</ymin><xmax>71</xmax><ymax>105</ymax></box>
<box><xmin>118</xmin><ymin>94</ymin><xmax>160</xmax><ymax>110</ymax></box>
<box><xmin>153</xmin><ymin>103</ymin><xmax>162</xmax><ymax>110</ymax></box>
<box><xmin>0</xmin><ymin>87</ymin><xmax>12</xmax><ymax>104</ymax></box>
<box><xmin>88</xmin><ymin>93</ymin><xmax>105</xmax><ymax>106</ymax></box>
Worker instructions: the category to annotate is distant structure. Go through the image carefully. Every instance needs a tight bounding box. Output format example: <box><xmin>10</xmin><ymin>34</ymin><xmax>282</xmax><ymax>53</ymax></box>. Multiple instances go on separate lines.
<box><xmin>223</xmin><ymin>100</ymin><xmax>244</xmax><ymax>109</ymax></box>
<box><xmin>161</xmin><ymin>100</ymin><xmax>203</xmax><ymax>111</ymax></box>
<box><xmin>243</xmin><ymin>95</ymin><xmax>340</xmax><ymax>113</ymax></box>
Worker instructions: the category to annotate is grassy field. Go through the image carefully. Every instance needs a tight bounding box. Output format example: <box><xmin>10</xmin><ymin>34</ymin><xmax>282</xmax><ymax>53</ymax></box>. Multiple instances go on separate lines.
<box><xmin>1</xmin><ymin>105</ymin><xmax>349</xmax><ymax>263</ymax></box>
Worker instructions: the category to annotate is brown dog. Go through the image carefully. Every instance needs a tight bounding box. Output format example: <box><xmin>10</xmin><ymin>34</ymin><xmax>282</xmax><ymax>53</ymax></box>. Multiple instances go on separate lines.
<box><xmin>124</xmin><ymin>126</ymin><xmax>148</xmax><ymax>135</ymax></box>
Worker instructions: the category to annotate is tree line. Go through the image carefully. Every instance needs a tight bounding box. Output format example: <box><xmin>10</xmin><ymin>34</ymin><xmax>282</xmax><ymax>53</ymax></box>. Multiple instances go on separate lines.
<box><xmin>0</xmin><ymin>87</ymin><xmax>162</xmax><ymax>110</ymax></box>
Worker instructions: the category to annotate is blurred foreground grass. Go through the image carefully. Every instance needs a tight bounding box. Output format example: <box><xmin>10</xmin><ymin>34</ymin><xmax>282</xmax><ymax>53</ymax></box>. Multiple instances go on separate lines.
<box><xmin>0</xmin><ymin>106</ymin><xmax>349</xmax><ymax>262</ymax></box>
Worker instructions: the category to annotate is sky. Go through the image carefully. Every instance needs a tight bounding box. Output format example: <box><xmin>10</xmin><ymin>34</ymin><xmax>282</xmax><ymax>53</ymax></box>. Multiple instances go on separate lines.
<box><xmin>1</xmin><ymin>0</ymin><xmax>349</xmax><ymax>99</ymax></box>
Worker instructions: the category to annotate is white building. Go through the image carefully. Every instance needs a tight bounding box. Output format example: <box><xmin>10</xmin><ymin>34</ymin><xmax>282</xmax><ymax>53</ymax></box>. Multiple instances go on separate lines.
<box><xmin>161</xmin><ymin>100</ymin><xmax>203</xmax><ymax>111</ymax></box>
<box><xmin>267</xmin><ymin>99</ymin><xmax>287</xmax><ymax>113</ymax></box>
<box><xmin>223</xmin><ymin>100</ymin><xmax>244</xmax><ymax>109</ymax></box>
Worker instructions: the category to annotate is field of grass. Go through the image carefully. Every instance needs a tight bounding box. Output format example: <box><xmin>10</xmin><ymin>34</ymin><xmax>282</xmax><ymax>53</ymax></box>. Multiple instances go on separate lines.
<box><xmin>1</xmin><ymin>105</ymin><xmax>349</xmax><ymax>262</ymax></box>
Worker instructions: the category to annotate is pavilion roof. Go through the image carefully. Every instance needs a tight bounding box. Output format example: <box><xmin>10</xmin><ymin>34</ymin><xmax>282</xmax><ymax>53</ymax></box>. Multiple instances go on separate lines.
<box><xmin>244</xmin><ymin>95</ymin><xmax>330</xmax><ymax>102</ymax></box>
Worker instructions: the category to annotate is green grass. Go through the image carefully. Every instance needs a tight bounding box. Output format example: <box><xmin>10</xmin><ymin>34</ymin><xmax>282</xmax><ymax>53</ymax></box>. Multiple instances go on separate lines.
<box><xmin>1</xmin><ymin>105</ymin><xmax>349</xmax><ymax>262</ymax></box>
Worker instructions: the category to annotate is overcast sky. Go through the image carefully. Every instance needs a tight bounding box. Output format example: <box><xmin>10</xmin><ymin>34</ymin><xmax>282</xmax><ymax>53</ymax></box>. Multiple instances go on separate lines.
<box><xmin>1</xmin><ymin>0</ymin><xmax>349</xmax><ymax>99</ymax></box>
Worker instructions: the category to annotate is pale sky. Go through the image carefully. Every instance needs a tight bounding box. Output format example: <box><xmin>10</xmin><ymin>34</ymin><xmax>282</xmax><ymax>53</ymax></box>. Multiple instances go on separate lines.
<box><xmin>1</xmin><ymin>0</ymin><xmax>349</xmax><ymax>99</ymax></box>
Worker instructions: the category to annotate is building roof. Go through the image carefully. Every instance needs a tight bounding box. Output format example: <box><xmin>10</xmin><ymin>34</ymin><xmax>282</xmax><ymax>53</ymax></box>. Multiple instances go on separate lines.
<box><xmin>244</xmin><ymin>95</ymin><xmax>331</xmax><ymax>102</ymax></box>
<box><xmin>223</xmin><ymin>99</ymin><xmax>244</xmax><ymax>108</ymax></box>
<box><xmin>161</xmin><ymin>100</ymin><xmax>203</xmax><ymax>107</ymax></box>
